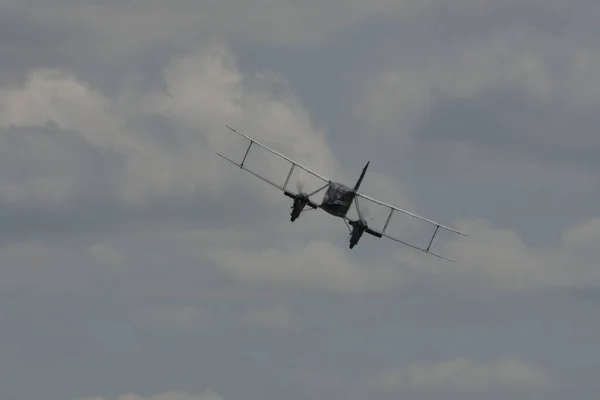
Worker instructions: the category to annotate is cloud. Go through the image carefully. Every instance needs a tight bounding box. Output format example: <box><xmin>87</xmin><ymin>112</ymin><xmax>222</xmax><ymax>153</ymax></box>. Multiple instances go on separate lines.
<box><xmin>0</xmin><ymin>41</ymin><xmax>353</xmax><ymax>303</ymax></box>
<box><xmin>243</xmin><ymin>304</ymin><xmax>300</xmax><ymax>331</ymax></box>
<box><xmin>562</xmin><ymin>218</ymin><xmax>600</xmax><ymax>249</ymax></box>
<box><xmin>355</xmin><ymin>15</ymin><xmax>600</xmax><ymax>170</ymax></box>
<box><xmin>2</xmin><ymin>1</ymin><xmax>600</xmax><ymax>399</ymax></box>
<box><xmin>389</xmin><ymin>217</ymin><xmax>600</xmax><ymax>293</ymax></box>
<box><xmin>210</xmin><ymin>240</ymin><xmax>402</xmax><ymax>294</ymax></box>
<box><xmin>373</xmin><ymin>357</ymin><xmax>549</xmax><ymax>393</ymax></box>
<box><xmin>0</xmin><ymin>41</ymin><xmax>417</xmax><ymax>297</ymax></box>
<box><xmin>0</xmin><ymin>0</ymin><xmax>408</xmax><ymax>52</ymax></box>
<box><xmin>2</xmin><ymin>41</ymin><xmax>599</xmax><ymax>298</ymax></box>
<box><xmin>0</xmin><ymin>42</ymin><xmax>343</xmax><ymax>236</ymax></box>
<box><xmin>134</xmin><ymin>304</ymin><xmax>208</xmax><ymax>330</ymax></box>
<box><xmin>0</xmin><ymin>240</ymin><xmax>113</xmax><ymax>291</ymax></box>
<box><xmin>78</xmin><ymin>390</ymin><xmax>224</xmax><ymax>400</ymax></box>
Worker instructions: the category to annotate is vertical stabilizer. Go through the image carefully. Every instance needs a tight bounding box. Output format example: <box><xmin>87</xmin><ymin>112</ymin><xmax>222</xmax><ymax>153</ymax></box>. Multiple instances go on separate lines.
<box><xmin>353</xmin><ymin>161</ymin><xmax>369</xmax><ymax>191</ymax></box>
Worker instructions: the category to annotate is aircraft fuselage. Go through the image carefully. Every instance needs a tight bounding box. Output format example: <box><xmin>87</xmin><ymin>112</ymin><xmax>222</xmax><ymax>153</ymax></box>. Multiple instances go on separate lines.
<box><xmin>319</xmin><ymin>182</ymin><xmax>356</xmax><ymax>218</ymax></box>
<box><xmin>319</xmin><ymin>161</ymin><xmax>369</xmax><ymax>219</ymax></box>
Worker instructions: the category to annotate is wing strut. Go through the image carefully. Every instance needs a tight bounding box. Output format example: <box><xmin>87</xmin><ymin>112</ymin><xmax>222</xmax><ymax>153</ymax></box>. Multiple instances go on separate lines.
<box><xmin>218</xmin><ymin>125</ymin><xmax>330</xmax><ymax>206</ymax></box>
<box><xmin>240</xmin><ymin>140</ymin><xmax>253</xmax><ymax>168</ymax></box>
<box><xmin>283</xmin><ymin>164</ymin><xmax>296</xmax><ymax>191</ymax></box>
<box><xmin>382</xmin><ymin>209</ymin><xmax>394</xmax><ymax>235</ymax></box>
<box><xmin>309</xmin><ymin>182</ymin><xmax>330</xmax><ymax>197</ymax></box>
<box><xmin>384</xmin><ymin>234</ymin><xmax>455</xmax><ymax>262</ymax></box>
<box><xmin>426</xmin><ymin>225</ymin><xmax>440</xmax><ymax>253</ymax></box>
<box><xmin>343</xmin><ymin>219</ymin><xmax>352</xmax><ymax>233</ymax></box>
<box><xmin>225</xmin><ymin>125</ymin><xmax>329</xmax><ymax>182</ymax></box>
<box><xmin>357</xmin><ymin>192</ymin><xmax>466</xmax><ymax>237</ymax></box>
<box><xmin>219</xmin><ymin>125</ymin><xmax>465</xmax><ymax>262</ymax></box>
<box><xmin>216</xmin><ymin>152</ymin><xmax>284</xmax><ymax>190</ymax></box>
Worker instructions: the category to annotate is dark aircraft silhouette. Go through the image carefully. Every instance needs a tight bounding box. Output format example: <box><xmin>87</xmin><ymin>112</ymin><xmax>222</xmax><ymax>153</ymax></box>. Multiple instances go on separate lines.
<box><xmin>217</xmin><ymin>126</ymin><xmax>466</xmax><ymax>261</ymax></box>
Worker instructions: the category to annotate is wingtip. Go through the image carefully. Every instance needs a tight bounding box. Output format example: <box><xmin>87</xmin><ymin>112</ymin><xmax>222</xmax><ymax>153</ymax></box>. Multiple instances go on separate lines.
<box><xmin>429</xmin><ymin>251</ymin><xmax>456</xmax><ymax>263</ymax></box>
<box><xmin>446</xmin><ymin>226</ymin><xmax>468</xmax><ymax>237</ymax></box>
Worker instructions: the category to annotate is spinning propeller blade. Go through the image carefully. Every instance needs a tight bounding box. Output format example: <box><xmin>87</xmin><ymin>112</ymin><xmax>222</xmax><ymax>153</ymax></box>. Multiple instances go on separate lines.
<box><xmin>355</xmin><ymin>197</ymin><xmax>368</xmax><ymax>220</ymax></box>
<box><xmin>362</xmin><ymin>205</ymin><xmax>370</xmax><ymax>219</ymax></box>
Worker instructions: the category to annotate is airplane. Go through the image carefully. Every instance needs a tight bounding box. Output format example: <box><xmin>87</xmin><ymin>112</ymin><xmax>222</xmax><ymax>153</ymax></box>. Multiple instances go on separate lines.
<box><xmin>217</xmin><ymin>125</ymin><xmax>467</xmax><ymax>262</ymax></box>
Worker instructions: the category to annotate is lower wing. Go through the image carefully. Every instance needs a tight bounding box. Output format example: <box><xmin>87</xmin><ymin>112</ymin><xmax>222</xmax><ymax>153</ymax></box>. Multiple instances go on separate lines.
<box><xmin>346</xmin><ymin>194</ymin><xmax>466</xmax><ymax>262</ymax></box>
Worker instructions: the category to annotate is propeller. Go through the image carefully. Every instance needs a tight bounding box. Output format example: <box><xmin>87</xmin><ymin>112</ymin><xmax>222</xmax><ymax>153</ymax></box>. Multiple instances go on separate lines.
<box><xmin>355</xmin><ymin>197</ymin><xmax>376</xmax><ymax>223</ymax></box>
<box><xmin>355</xmin><ymin>197</ymin><xmax>366</xmax><ymax>221</ymax></box>
<box><xmin>361</xmin><ymin>204</ymin><xmax>370</xmax><ymax>219</ymax></box>
<box><xmin>296</xmin><ymin>178</ymin><xmax>305</xmax><ymax>194</ymax></box>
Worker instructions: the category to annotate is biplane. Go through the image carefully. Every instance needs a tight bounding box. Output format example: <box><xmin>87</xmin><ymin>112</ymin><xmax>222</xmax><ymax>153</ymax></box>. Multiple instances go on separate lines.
<box><xmin>217</xmin><ymin>125</ymin><xmax>466</xmax><ymax>262</ymax></box>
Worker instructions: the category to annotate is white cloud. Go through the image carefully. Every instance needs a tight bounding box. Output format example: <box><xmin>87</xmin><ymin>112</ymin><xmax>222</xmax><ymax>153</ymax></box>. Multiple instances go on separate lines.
<box><xmin>562</xmin><ymin>218</ymin><xmax>600</xmax><ymax>249</ymax></box>
<box><xmin>374</xmin><ymin>357</ymin><xmax>549</xmax><ymax>393</ymax></box>
<box><xmin>0</xmin><ymin>42</ymin><xmax>340</xmax><ymax>209</ymax></box>
<box><xmin>77</xmin><ymin>390</ymin><xmax>224</xmax><ymax>400</ymax></box>
<box><xmin>210</xmin><ymin>240</ymin><xmax>402</xmax><ymax>294</ymax></box>
<box><xmin>0</xmin><ymin>42</ymin><xmax>416</xmax><ymax>296</ymax></box>
<box><xmin>2</xmin><ymin>31</ymin><xmax>600</xmax><ymax>300</ymax></box>
<box><xmin>1</xmin><ymin>1</ymin><xmax>600</xmax><ymax>399</ymax></box>
<box><xmin>0</xmin><ymin>42</ymin><xmax>353</xmax><ymax>297</ymax></box>
<box><xmin>0</xmin><ymin>69</ymin><xmax>121</xmax><ymax>144</ymax></box>
<box><xmin>395</xmin><ymin>217</ymin><xmax>600</xmax><ymax>292</ymax></box>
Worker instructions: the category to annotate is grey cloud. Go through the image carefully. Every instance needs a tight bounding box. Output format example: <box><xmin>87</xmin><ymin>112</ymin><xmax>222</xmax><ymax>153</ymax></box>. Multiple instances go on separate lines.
<box><xmin>339</xmin><ymin>2</ymin><xmax>600</xmax><ymax>156</ymax></box>
<box><xmin>0</xmin><ymin>291</ymin><xmax>100</xmax><ymax>361</ymax></box>
<box><xmin>0</xmin><ymin>9</ymin><xmax>75</xmax><ymax>85</ymax></box>
<box><xmin>0</xmin><ymin>49</ymin><xmax>334</xmax><ymax>244</ymax></box>
<box><xmin>243</xmin><ymin>304</ymin><xmax>300</xmax><ymax>331</ymax></box>
<box><xmin>1</xmin><ymin>0</ymin><xmax>404</xmax><ymax>52</ymax></box>
<box><xmin>416</xmin><ymin>89</ymin><xmax>600</xmax><ymax>168</ymax></box>
<box><xmin>373</xmin><ymin>357</ymin><xmax>549</xmax><ymax>395</ymax></box>
<box><xmin>77</xmin><ymin>391</ymin><xmax>225</xmax><ymax>400</ymax></box>
<box><xmin>332</xmin><ymin>2</ymin><xmax>600</xmax><ymax>243</ymax></box>
<box><xmin>1</xmin><ymin>0</ymin><xmax>600</xmax><ymax>399</ymax></box>
<box><xmin>1</xmin><ymin>238</ymin><xmax>598</xmax><ymax>400</ymax></box>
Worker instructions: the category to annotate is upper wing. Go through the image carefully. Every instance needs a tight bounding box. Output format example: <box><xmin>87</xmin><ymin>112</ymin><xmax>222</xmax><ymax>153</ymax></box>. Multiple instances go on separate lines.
<box><xmin>351</xmin><ymin>192</ymin><xmax>466</xmax><ymax>262</ymax></box>
<box><xmin>217</xmin><ymin>125</ymin><xmax>331</xmax><ymax>206</ymax></box>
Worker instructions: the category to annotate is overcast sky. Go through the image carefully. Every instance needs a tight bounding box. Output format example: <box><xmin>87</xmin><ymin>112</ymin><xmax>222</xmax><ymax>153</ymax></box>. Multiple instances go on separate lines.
<box><xmin>1</xmin><ymin>1</ymin><xmax>600</xmax><ymax>399</ymax></box>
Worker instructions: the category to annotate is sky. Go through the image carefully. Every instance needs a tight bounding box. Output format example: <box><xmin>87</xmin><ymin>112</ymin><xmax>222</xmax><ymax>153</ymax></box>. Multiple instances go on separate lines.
<box><xmin>1</xmin><ymin>1</ymin><xmax>600</xmax><ymax>399</ymax></box>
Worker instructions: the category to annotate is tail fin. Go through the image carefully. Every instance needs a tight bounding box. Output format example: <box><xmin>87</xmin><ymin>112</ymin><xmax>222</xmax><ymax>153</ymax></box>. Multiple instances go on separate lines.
<box><xmin>353</xmin><ymin>161</ymin><xmax>369</xmax><ymax>191</ymax></box>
